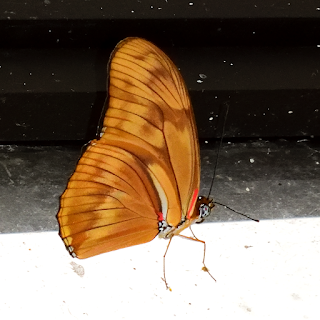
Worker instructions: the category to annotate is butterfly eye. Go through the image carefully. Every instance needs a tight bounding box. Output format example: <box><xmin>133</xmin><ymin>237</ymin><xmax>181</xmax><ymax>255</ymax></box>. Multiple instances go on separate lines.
<box><xmin>200</xmin><ymin>203</ymin><xmax>211</xmax><ymax>218</ymax></box>
<box><xmin>196</xmin><ymin>203</ymin><xmax>212</xmax><ymax>223</ymax></box>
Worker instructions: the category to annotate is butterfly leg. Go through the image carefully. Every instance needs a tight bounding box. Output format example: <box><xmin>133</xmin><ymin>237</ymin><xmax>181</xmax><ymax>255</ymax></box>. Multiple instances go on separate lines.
<box><xmin>162</xmin><ymin>237</ymin><xmax>173</xmax><ymax>291</ymax></box>
<box><xmin>178</xmin><ymin>230</ymin><xmax>216</xmax><ymax>282</ymax></box>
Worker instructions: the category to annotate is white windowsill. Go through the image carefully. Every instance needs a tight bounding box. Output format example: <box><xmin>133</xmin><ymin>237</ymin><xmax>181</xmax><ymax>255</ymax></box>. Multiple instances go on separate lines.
<box><xmin>0</xmin><ymin>218</ymin><xmax>319</xmax><ymax>320</ymax></box>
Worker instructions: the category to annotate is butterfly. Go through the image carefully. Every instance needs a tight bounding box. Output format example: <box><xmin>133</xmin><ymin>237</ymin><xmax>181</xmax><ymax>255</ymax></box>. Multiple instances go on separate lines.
<box><xmin>57</xmin><ymin>37</ymin><xmax>214</xmax><ymax>267</ymax></box>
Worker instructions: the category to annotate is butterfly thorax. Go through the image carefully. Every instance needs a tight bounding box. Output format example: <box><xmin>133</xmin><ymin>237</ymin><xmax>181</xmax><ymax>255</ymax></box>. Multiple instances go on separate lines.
<box><xmin>157</xmin><ymin>196</ymin><xmax>214</xmax><ymax>239</ymax></box>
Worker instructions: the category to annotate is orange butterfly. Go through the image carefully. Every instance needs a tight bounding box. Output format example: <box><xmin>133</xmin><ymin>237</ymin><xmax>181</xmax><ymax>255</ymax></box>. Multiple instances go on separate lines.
<box><xmin>57</xmin><ymin>38</ymin><xmax>214</xmax><ymax>265</ymax></box>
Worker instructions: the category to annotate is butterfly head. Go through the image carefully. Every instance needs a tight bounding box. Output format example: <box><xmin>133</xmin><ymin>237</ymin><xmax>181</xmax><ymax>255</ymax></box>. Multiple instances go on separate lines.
<box><xmin>194</xmin><ymin>196</ymin><xmax>215</xmax><ymax>224</ymax></box>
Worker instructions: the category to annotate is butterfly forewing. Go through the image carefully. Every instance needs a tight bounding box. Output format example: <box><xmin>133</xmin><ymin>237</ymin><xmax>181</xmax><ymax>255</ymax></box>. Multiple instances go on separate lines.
<box><xmin>57</xmin><ymin>37</ymin><xmax>200</xmax><ymax>258</ymax></box>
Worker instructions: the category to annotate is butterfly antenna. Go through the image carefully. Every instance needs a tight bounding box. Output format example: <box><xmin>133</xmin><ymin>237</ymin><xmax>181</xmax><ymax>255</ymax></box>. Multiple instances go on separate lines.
<box><xmin>214</xmin><ymin>201</ymin><xmax>259</xmax><ymax>222</ymax></box>
<box><xmin>207</xmin><ymin>103</ymin><xmax>229</xmax><ymax>198</ymax></box>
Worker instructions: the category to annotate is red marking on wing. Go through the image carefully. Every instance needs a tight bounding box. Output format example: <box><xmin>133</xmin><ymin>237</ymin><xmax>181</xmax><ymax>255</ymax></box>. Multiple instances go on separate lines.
<box><xmin>187</xmin><ymin>189</ymin><xmax>199</xmax><ymax>220</ymax></box>
<box><xmin>157</xmin><ymin>212</ymin><xmax>164</xmax><ymax>221</ymax></box>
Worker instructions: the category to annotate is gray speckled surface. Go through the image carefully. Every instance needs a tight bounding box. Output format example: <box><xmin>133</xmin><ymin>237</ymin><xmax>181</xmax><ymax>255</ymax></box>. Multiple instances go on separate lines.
<box><xmin>200</xmin><ymin>139</ymin><xmax>320</xmax><ymax>222</ymax></box>
<box><xmin>0</xmin><ymin>139</ymin><xmax>319</xmax><ymax>233</ymax></box>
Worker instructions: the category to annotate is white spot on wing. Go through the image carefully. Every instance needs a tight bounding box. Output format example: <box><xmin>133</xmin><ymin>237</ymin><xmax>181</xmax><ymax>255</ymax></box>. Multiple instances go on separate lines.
<box><xmin>148</xmin><ymin>171</ymin><xmax>168</xmax><ymax>219</ymax></box>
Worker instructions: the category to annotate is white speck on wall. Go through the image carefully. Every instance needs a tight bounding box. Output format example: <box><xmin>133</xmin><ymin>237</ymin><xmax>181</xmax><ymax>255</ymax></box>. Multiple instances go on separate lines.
<box><xmin>315</xmin><ymin>109</ymin><xmax>319</xmax><ymax>112</ymax></box>
<box><xmin>317</xmin><ymin>45</ymin><xmax>320</xmax><ymax>48</ymax></box>
<box><xmin>189</xmin><ymin>2</ymin><xmax>194</xmax><ymax>5</ymax></box>
<box><xmin>23</xmin><ymin>83</ymin><xmax>26</xmax><ymax>86</ymax></box>
<box><xmin>288</xmin><ymin>111</ymin><xmax>293</xmax><ymax>114</ymax></box>
<box><xmin>223</xmin><ymin>60</ymin><xmax>226</xmax><ymax>63</ymax></box>
<box><xmin>230</xmin><ymin>63</ymin><xmax>234</xmax><ymax>66</ymax></box>
<box><xmin>250</xmin><ymin>158</ymin><xmax>254</xmax><ymax>163</ymax></box>
<box><xmin>316</xmin><ymin>162</ymin><xmax>319</xmax><ymax>165</ymax></box>
<box><xmin>131</xmin><ymin>10</ymin><xmax>134</xmax><ymax>13</ymax></box>
<box><xmin>52</xmin><ymin>73</ymin><xmax>55</xmax><ymax>76</ymax></box>
<box><xmin>317</xmin><ymin>7</ymin><xmax>320</xmax><ymax>10</ymax></box>
<box><xmin>205</xmin><ymin>140</ymin><xmax>208</xmax><ymax>144</ymax></box>
<box><xmin>48</xmin><ymin>29</ymin><xmax>51</xmax><ymax>33</ymax></box>
<box><xmin>197</xmin><ymin>80</ymin><xmax>203</xmax><ymax>83</ymax></box>
<box><xmin>29</xmin><ymin>72</ymin><xmax>32</xmax><ymax>75</ymax></box>
<box><xmin>150</xmin><ymin>5</ymin><xmax>154</xmax><ymax>9</ymax></box>
<box><xmin>288</xmin><ymin>2</ymin><xmax>290</xmax><ymax>5</ymax></box>
<box><xmin>209</xmin><ymin>117</ymin><xmax>214</xmax><ymax>121</ymax></box>
<box><xmin>158</xmin><ymin>7</ymin><xmax>162</xmax><ymax>9</ymax></box>
<box><xmin>199</xmin><ymin>74</ymin><xmax>207</xmax><ymax>79</ymax></box>
<box><xmin>246</xmin><ymin>187</ymin><xmax>250</xmax><ymax>191</ymax></box>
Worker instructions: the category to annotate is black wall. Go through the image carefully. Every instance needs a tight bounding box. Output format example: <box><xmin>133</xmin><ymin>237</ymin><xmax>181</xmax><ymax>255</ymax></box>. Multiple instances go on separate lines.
<box><xmin>1</xmin><ymin>0</ymin><xmax>320</xmax><ymax>141</ymax></box>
